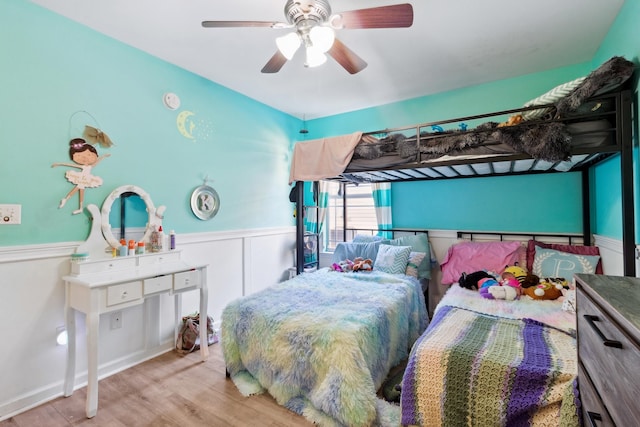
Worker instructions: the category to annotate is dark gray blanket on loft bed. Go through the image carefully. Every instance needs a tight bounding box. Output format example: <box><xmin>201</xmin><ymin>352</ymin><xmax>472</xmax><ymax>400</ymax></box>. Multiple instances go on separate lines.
<box><xmin>350</xmin><ymin>56</ymin><xmax>634</xmax><ymax>166</ymax></box>
<box><xmin>388</xmin><ymin>121</ymin><xmax>570</xmax><ymax>162</ymax></box>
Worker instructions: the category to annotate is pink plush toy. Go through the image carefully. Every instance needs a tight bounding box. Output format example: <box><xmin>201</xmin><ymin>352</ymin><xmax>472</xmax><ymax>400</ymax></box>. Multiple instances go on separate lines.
<box><xmin>480</xmin><ymin>276</ymin><xmax>521</xmax><ymax>300</ymax></box>
<box><xmin>330</xmin><ymin>259</ymin><xmax>354</xmax><ymax>273</ymax></box>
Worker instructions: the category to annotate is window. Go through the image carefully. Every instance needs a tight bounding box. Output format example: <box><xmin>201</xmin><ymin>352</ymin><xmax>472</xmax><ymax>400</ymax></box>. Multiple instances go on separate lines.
<box><xmin>322</xmin><ymin>182</ymin><xmax>378</xmax><ymax>251</ymax></box>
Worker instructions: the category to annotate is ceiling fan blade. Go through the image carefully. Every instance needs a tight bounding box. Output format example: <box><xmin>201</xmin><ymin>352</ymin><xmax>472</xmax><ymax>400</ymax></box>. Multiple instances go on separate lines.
<box><xmin>334</xmin><ymin>3</ymin><xmax>413</xmax><ymax>29</ymax></box>
<box><xmin>327</xmin><ymin>38</ymin><xmax>367</xmax><ymax>74</ymax></box>
<box><xmin>202</xmin><ymin>20</ymin><xmax>287</xmax><ymax>28</ymax></box>
<box><xmin>261</xmin><ymin>51</ymin><xmax>289</xmax><ymax>73</ymax></box>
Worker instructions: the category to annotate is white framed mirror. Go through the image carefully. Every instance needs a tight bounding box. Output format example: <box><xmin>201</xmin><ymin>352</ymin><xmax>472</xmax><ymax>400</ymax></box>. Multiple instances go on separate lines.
<box><xmin>100</xmin><ymin>185</ymin><xmax>161</xmax><ymax>248</ymax></box>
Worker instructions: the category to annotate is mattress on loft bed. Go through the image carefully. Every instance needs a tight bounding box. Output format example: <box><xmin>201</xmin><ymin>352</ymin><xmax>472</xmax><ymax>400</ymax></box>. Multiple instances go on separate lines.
<box><xmin>342</xmin><ymin>56</ymin><xmax>634</xmax><ymax>178</ymax></box>
<box><xmin>288</xmin><ymin>57</ymin><xmax>633</xmax><ymax>184</ymax></box>
<box><xmin>344</xmin><ymin>118</ymin><xmax>614</xmax><ymax>175</ymax></box>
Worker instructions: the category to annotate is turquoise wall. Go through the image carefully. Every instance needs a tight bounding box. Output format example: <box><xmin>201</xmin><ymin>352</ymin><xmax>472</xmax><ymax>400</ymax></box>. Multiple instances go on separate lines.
<box><xmin>305</xmin><ymin>0</ymin><xmax>639</xmax><ymax>239</ymax></box>
<box><xmin>309</xmin><ymin>60</ymin><xmax>595</xmax><ymax>234</ymax></box>
<box><xmin>589</xmin><ymin>0</ymin><xmax>640</xmax><ymax>240</ymax></box>
<box><xmin>3</xmin><ymin>0</ymin><xmax>637</xmax><ymax>246</ymax></box>
<box><xmin>0</xmin><ymin>1</ymin><xmax>301</xmax><ymax>246</ymax></box>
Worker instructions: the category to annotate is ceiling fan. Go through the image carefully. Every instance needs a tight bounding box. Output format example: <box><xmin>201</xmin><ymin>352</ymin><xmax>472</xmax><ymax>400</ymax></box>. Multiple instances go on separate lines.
<box><xmin>202</xmin><ymin>1</ymin><xmax>413</xmax><ymax>74</ymax></box>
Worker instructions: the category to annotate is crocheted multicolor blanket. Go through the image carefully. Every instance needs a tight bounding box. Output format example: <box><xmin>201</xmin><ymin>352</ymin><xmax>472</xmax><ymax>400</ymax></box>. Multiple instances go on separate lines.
<box><xmin>222</xmin><ymin>269</ymin><xmax>428</xmax><ymax>427</ymax></box>
<box><xmin>401</xmin><ymin>285</ymin><xmax>579</xmax><ymax>426</ymax></box>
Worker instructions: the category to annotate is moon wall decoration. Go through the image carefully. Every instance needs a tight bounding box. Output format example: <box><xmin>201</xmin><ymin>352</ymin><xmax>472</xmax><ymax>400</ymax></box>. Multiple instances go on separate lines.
<box><xmin>176</xmin><ymin>110</ymin><xmax>195</xmax><ymax>139</ymax></box>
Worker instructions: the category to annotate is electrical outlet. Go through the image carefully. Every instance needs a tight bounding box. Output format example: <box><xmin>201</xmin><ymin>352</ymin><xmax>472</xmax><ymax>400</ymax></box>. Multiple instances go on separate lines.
<box><xmin>110</xmin><ymin>311</ymin><xmax>122</xmax><ymax>330</ymax></box>
<box><xmin>0</xmin><ymin>204</ymin><xmax>21</xmax><ymax>224</ymax></box>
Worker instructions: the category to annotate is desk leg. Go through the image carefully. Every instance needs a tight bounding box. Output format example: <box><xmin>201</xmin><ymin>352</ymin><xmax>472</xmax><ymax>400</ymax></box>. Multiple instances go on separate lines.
<box><xmin>63</xmin><ymin>285</ymin><xmax>75</xmax><ymax>397</ymax></box>
<box><xmin>174</xmin><ymin>293</ymin><xmax>182</xmax><ymax>346</ymax></box>
<box><xmin>199</xmin><ymin>269</ymin><xmax>209</xmax><ymax>361</ymax></box>
<box><xmin>85</xmin><ymin>311</ymin><xmax>100</xmax><ymax>418</ymax></box>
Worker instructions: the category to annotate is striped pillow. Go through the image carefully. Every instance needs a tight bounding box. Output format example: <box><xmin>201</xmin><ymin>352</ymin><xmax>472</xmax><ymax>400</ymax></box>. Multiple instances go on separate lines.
<box><xmin>374</xmin><ymin>244</ymin><xmax>412</xmax><ymax>275</ymax></box>
<box><xmin>521</xmin><ymin>76</ymin><xmax>586</xmax><ymax>121</ymax></box>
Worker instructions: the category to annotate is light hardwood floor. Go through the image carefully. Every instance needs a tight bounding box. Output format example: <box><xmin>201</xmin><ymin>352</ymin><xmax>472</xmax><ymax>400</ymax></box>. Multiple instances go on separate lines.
<box><xmin>1</xmin><ymin>344</ymin><xmax>312</xmax><ymax>426</ymax></box>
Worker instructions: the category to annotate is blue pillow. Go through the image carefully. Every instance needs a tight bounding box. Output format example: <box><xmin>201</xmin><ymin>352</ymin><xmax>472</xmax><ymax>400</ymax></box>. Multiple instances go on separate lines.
<box><xmin>352</xmin><ymin>234</ymin><xmax>387</xmax><ymax>243</ymax></box>
<box><xmin>532</xmin><ymin>247</ymin><xmax>600</xmax><ymax>278</ymax></box>
<box><xmin>373</xmin><ymin>244</ymin><xmax>412</xmax><ymax>275</ymax></box>
<box><xmin>389</xmin><ymin>233</ymin><xmax>431</xmax><ymax>279</ymax></box>
<box><xmin>332</xmin><ymin>241</ymin><xmax>382</xmax><ymax>265</ymax></box>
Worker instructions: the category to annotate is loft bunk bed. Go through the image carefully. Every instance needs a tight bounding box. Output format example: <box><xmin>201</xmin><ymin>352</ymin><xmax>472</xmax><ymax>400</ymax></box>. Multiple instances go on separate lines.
<box><xmin>291</xmin><ymin>56</ymin><xmax>637</xmax><ymax>277</ymax></box>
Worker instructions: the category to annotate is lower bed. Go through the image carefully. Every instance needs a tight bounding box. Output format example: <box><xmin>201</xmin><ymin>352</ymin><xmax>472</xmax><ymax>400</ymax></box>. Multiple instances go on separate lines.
<box><xmin>401</xmin><ymin>284</ymin><xmax>579</xmax><ymax>427</ymax></box>
<box><xmin>221</xmin><ymin>268</ymin><xmax>428</xmax><ymax>427</ymax></box>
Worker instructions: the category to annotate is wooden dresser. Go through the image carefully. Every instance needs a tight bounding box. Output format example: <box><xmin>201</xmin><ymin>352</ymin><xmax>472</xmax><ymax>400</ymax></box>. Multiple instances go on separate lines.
<box><xmin>575</xmin><ymin>274</ymin><xmax>640</xmax><ymax>427</ymax></box>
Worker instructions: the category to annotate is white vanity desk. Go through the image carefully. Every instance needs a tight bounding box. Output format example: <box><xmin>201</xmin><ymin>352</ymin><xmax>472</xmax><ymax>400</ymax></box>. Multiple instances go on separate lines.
<box><xmin>62</xmin><ymin>186</ymin><xmax>208</xmax><ymax>419</ymax></box>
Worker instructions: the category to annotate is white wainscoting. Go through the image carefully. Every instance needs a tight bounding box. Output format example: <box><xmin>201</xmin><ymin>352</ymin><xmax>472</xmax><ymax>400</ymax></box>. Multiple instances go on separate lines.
<box><xmin>0</xmin><ymin>226</ymin><xmax>295</xmax><ymax>421</ymax></box>
<box><xmin>593</xmin><ymin>234</ymin><xmax>630</xmax><ymax>277</ymax></box>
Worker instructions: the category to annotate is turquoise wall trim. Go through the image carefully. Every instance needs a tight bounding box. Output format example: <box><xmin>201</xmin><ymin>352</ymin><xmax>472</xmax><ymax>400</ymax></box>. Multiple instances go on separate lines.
<box><xmin>1</xmin><ymin>1</ymin><xmax>302</xmax><ymax>246</ymax></box>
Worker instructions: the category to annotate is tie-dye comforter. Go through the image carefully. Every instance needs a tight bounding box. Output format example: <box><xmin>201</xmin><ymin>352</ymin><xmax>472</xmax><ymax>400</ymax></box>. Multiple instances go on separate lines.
<box><xmin>222</xmin><ymin>268</ymin><xmax>428</xmax><ymax>427</ymax></box>
<box><xmin>401</xmin><ymin>285</ymin><xmax>579</xmax><ymax>427</ymax></box>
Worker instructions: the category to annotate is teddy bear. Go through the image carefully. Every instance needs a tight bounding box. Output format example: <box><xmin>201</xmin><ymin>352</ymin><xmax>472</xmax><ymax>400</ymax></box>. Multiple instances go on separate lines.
<box><xmin>521</xmin><ymin>277</ymin><xmax>567</xmax><ymax>300</ymax></box>
<box><xmin>498</xmin><ymin>114</ymin><xmax>523</xmax><ymax>128</ymax></box>
<box><xmin>352</xmin><ymin>257</ymin><xmax>373</xmax><ymax>272</ymax></box>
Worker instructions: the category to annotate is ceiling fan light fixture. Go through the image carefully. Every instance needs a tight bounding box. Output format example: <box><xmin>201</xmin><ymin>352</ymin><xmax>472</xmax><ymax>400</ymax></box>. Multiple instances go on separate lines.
<box><xmin>309</xmin><ymin>26</ymin><xmax>335</xmax><ymax>53</ymax></box>
<box><xmin>276</xmin><ymin>32</ymin><xmax>302</xmax><ymax>60</ymax></box>
<box><xmin>305</xmin><ymin>46</ymin><xmax>327</xmax><ymax>68</ymax></box>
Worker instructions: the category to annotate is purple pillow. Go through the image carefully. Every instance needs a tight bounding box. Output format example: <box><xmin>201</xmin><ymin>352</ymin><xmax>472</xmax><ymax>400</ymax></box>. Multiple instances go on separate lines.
<box><xmin>526</xmin><ymin>240</ymin><xmax>603</xmax><ymax>274</ymax></box>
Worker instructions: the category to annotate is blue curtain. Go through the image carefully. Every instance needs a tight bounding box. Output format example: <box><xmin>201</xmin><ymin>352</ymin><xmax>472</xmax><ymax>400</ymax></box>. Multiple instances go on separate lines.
<box><xmin>303</xmin><ymin>181</ymin><xmax>329</xmax><ymax>264</ymax></box>
<box><xmin>372</xmin><ymin>182</ymin><xmax>393</xmax><ymax>239</ymax></box>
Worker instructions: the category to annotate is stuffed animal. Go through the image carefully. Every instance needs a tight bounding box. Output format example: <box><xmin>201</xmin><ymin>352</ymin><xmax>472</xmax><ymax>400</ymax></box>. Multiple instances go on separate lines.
<box><xmin>352</xmin><ymin>257</ymin><xmax>373</xmax><ymax>272</ymax></box>
<box><xmin>330</xmin><ymin>259</ymin><xmax>354</xmax><ymax>273</ymax></box>
<box><xmin>522</xmin><ymin>277</ymin><xmax>567</xmax><ymax>300</ymax></box>
<box><xmin>480</xmin><ymin>276</ymin><xmax>521</xmax><ymax>300</ymax></box>
<box><xmin>458</xmin><ymin>270</ymin><xmax>495</xmax><ymax>290</ymax></box>
<box><xmin>501</xmin><ymin>264</ymin><xmax>528</xmax><ymax>285</ymax></box>
<box><xmin>498</xmin><ymin>114</ymin><xmax>523</xmax><ymax>128</ymax></box>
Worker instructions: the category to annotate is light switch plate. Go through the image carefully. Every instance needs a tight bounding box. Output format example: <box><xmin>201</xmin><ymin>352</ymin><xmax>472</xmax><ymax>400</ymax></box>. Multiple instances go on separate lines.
<box><xmin>0</xmin><ymin>204</ymin><xmax>21</xmax><ymax>224</ymax></box>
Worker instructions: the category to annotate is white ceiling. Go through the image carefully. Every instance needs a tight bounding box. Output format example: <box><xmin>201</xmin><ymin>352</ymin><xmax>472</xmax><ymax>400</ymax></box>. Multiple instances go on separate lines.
<box><xmin>30</xmin><ymin>0</ymin><xmax>624</xmax><ymax>119</ymax></box>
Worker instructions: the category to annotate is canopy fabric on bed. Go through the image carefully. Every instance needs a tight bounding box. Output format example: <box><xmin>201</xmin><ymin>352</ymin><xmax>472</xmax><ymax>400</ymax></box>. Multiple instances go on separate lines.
<box><xmin>288</xmin><ymin>131</ymin><xmax>363</xmax><ymax>184</ymax></box>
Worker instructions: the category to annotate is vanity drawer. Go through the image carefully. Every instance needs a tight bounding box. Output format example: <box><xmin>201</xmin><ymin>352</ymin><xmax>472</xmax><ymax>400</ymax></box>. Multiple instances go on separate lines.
<box><xmin>143</xmin><ymin>275</ymin><xmax>172</xmax><ymax>295</ymax></box>
<box><xmin>174</xmin><ymin>270</ymin><xmax>200</xmax><ymax>291</ymax></box>
<box><xmin>71</xmin><ymin>257</ymin><xmax>137</xmax><ymax>275</ymax></box>
<box><xmin>138</xmin><ymin>251</ymin><xmax>181</xmax><ymax>266</ymax></box>
<box><xmin>106</xmin><ymin>281</ymin><xmax>143</xmax><ymax>306</ymax></box>
<box><xmin>577</xmin><ymin>290</ymin><xmax>640</xmax><ymax>427</ymax></box>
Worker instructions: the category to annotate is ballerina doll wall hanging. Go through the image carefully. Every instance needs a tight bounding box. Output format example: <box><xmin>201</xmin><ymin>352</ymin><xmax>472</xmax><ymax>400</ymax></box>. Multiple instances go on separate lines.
<box><xmin>52</xmin><ymin>138</ymin><xmax>110</xmax><ymax>214</ymax></box>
